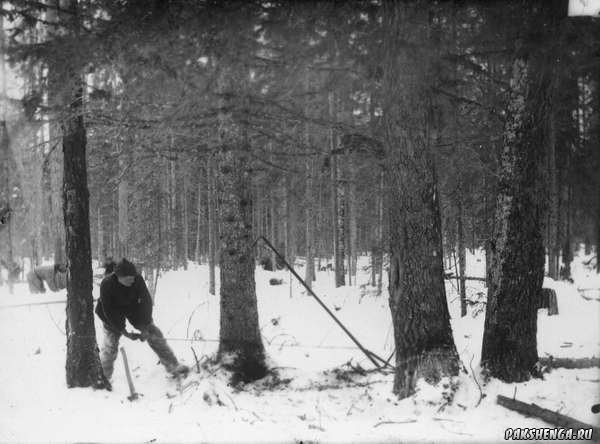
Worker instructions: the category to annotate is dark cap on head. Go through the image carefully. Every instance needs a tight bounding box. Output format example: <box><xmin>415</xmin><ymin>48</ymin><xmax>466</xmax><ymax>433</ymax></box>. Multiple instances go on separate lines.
<box><xmin>114</xmin><ymin>259</ymin><xmax>137</xmax><ymax>277</ymax></box>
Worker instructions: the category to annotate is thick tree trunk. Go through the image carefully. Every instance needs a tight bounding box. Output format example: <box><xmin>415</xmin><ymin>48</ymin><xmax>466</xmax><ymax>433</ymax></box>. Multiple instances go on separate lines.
<box><xmin>62</xmin><ymin>74</ymin><xmax>108</xmax><ymax>388</ymax></box>
<box><xmin>217</xmin><ymin>144</ymin><xmax>266</xmax><ymax>381</ymax></box>
<box><xmin>481</xmin><ymin>57</ymin><xmax>545</xmax><ymax>382</ymax></box>
<box><xmin>383</xmin><ymin>0</ymin><xmax>460</xmax><ymax>399</ymax></box>
<box><xmin>481</xmin><ymin>1</ymin><xmax>565</xmax><ymax>382</ymax></box>
<box><xmin>216</xmin><ymin>64</ymin><xmax>266</xmax><ymax>381</ymax></box>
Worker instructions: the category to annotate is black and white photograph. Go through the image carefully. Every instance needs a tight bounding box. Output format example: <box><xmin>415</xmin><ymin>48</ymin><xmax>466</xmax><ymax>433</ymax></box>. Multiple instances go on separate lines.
<box><xmin>0</xmin><ymin>0</ymin><xmax>599</xmax><ymax>442</ymax></box>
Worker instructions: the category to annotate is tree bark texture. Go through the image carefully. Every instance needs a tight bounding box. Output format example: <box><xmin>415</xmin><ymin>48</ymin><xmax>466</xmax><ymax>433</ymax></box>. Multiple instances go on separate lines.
<box><xmin>383</xmin><ymin>0</ymin><xmax>460</xmax><ymax>399</ymax></box>
<box><xmin>481</xmin><ymin>0</ymin><xmax>566</xmax><ymax>383</ymax></box>
<box><xmin>62</xmin><ymin>89</ymin><xmax>108</xmax><ymax>389</ymax></box>
<box><xmin>216</xmin><ymin>62</ymin><xmax>266</xmax><ymax>381</ymax></box>
<box><xmin>59</xmin><ymin>0</ymin><xmax>108</xmax><ymax>389</ymax></box>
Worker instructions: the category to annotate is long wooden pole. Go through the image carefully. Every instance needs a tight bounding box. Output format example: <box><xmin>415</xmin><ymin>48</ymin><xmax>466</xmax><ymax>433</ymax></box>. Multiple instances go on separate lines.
<box><xmin>258</xmin><ymin>236</ymin><xmax>389</xmax><ymax>370</ymax></box>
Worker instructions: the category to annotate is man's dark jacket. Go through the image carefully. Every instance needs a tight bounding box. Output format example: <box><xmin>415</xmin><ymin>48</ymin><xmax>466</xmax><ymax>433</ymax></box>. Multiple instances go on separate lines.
<box><xmin>95</xmin><ymin>273</ymin><xmax>153</xmax><ymax>331</ymax></box>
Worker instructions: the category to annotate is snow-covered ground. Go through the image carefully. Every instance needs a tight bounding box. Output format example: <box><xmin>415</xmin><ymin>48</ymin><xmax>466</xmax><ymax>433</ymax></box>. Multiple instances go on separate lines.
<box><xmin>0</xmin><ymin>250</ymin><xmax>599</xmax><ymax>442</ymax></box>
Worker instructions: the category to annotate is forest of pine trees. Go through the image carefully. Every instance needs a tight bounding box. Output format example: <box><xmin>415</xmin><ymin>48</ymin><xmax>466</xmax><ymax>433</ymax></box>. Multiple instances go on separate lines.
<box><xmin>0</xmin><ymin>1</ymin><xmax>598</xmax><ymax>390</ymax></box>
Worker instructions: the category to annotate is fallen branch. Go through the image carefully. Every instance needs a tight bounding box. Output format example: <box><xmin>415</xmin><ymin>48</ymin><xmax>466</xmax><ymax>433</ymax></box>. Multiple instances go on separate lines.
<box><xmin>582</xmin><ymin>256</ymin><xmax>597</xmax><ymax>267</ymax></box>
<box><xmin>444</xmin><ymin>273</ymin><xmax>486</xmax><ymax>282</ymax></box>
<box><xmin>373</xmin><ymin>419</ymin><xmax>417</xmax><ymax>428</ymax></box>
<box><xmin>438</xmin><ymin>423</ymin><xmax>474</xmax><ymax>437</ymax></box>
<box><xmin>185</xmin><ymin>302</ymin><xmax>207</xmax><ymax>339</ymax></box>
<box><xmin>469</xmin><ymin>354</ymin><xmax>485</xmax><ymax>407</ymax></box>
<box><xmin>433</xmin><ymin>417</ymin><xmax>464</xmax><ymax>423</ymax></box>
<box><xmin>540</xmin><ymin>356</ymin><xmax>600</xmax><ymax>369</ymax></box>
<box><xmin>191</xmin><ymin>347</ymin><xmax>201</xmax><ymax>373</ymax></box>
<box><xmin>577</xmin><ymin>288</ymin><xmax>600</xmax><ymax>302</ymax></box>
<box><xmin>496</xmin><ymin>395</ymin><xmax>600</xmax><ymax>435</ymax></box>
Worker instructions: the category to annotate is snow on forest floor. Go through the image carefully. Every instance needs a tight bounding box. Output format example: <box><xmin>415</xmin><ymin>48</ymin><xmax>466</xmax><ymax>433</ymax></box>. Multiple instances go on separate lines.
<box><xmin>0</xmin><ymin>250</ymin><xmax>599</xmax><ymax>443</ymax></box>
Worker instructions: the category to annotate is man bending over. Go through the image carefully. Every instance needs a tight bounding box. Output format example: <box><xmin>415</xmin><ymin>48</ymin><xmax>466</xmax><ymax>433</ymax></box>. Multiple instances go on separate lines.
<box><xmin>95</xmin><ymin>258</ymin><xmax>188</xmax><ymax>380</ymax></box>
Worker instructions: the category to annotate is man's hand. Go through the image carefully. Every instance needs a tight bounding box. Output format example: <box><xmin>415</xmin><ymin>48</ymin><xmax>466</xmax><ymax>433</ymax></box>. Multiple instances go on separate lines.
<box><xmin>138</xmin><ymin>329</ymin><xmax>151</xmax><ymax>342</ymax></box>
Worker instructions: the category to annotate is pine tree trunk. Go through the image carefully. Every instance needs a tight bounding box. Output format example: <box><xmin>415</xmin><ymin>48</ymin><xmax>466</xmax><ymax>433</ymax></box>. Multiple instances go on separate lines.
<box><xmin>183</xmin><ymin>174</ymin><xmax>189</xmax><ymax>270</ymax></box>
<box><xmin>336</xmin><ymin>159</ymin><xmax>345</xmax><ymax>287</ymax></box>
<box><xmin>349</xmin><ymin>162</ymin><xmax>358</xmax><ymax>281</ymax></box>
<box><xmin>195</xmin><ymin>171</ymin><xmax>203</xmax><ymax>263</ymax></box>
<box><xmin>97</xmin><ymin>206</ymin><xmax>104</xmax><ymax>262</ymax></box>
<box><xmin>170</xmin><ymin>158</ymin><xmax>178</xmax><ymax>266</ymax></box>
<box><xmin>288</xmin><ymin>178</ymin><xmax>296</xmax><ymax>263</ymax></box>
<box><xmin>558</xmin><ymin>178</ymin><xmax>573</xmax><ymax>280</ymax></box>
<box><xmin>156</xmin><ymin>183</ymin><xmax>163</xmax><ymax>272</ymax></box>
<box><xmin>164</xmin><ymin>159</ymin><xmax>172</xmax><ymax>265</ymax></box>
<box><xmin>305</xmin><ymin>157</ymin><xmax>315</xmax><ymax>286</ymax></box>
<box><xmin>60</xmin><ymin>0</ymin><xmax>108</xmax><ymax>386</ymax></box>
<box><xmin>283</xmin><ymin>175</ymin><xmax>290</xmax><ymax>261</ymax></box>
<box><xmin>216</xmin><ymin>64</ymin><xmax>266</xmax><ymax>381</ymax></box>
<box><xmin>0</xmin><ymin>120</ymin><xmax>14</xmax><ymax>293</ymax></box>
<box><xmin>208</xmin><ymin>154</ymin><xmax>216</xmax><ymax>295</ymax></box>
<box><xmin>344</xmin><ymin>150</ymin><xmax>353</xmax><ymax>286</ymax></box>
<box><xmin>481</xmin><ymin>57</ymin><xmax>547</xmax><ymax>382</ymax></box>
<box><xmin>457</xmin><ymin>198</ymin><xmax>467</xmax><ymax>317</ymax></box>
<box><xmin>33</xmin><ymin>128</ymin><xmax>43</xmax><ymax>266</ymax></box>
<box><xmin>304</xmin><ymin>73</ymin><xmax>315</xmax><ymax>283</ymax></box>
<box><xmin>329</xmin><ymin>92</ymin><xmax>344</xmax><ymax>287</ymax></box>
<box><xmin>480</xmin><ymin>0</ymin><xmax>564</xmax><ymax>382</ymax></box>
<box><xmin>596</xmin><ymin>191</ymin><xmax>600</xmax><ymax>274</ymax></box>
<box><xmin>0</xmin><ymin>15</ymin><xmax>14</xmax><ymax>291</ymax></box>
<box><xmin>383</xmin><ymin>0</ymin><xmax>460</xmax><ymax>399</ymax></box>
<box><xmin>377</xmin><ymin>170</ymin><xmax>384</xmax><ymax>295</ymax></box>
<box><xmin>547</xmin><ymin>85</ymin><xmax>559</xmax><ymax>280</ymax></box>
<box><xmin>270</xmin><ymin>189</ymin><xmax>277</xmax><ymax>272</ymax></box>
<box><xmin>117</xmin><ymin>153</ymin><xmax>128</xmax><ymax>259</ymax></box>
<box><xmin>63</xmin><ymin>102</ymin><xmax>107</xmax><ymax>388</ymax></box>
